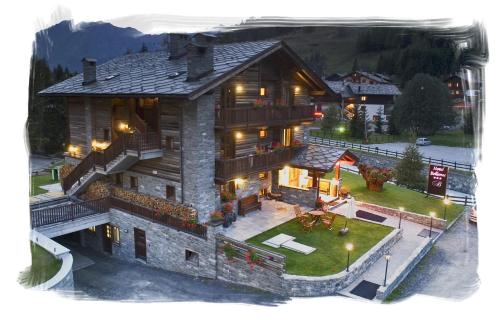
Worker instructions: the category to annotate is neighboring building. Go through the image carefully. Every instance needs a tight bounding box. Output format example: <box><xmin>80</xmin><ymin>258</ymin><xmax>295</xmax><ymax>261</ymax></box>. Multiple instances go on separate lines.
<box><xmin>320</xmin><ymin>77</ymin><xmax>401</xmax><ymax>130</ymax></box>
<box><xmin>38</xmin><ymin>34</ymin><xmax>357</xmax><ymax>280</ymax></box>
<box><xmin>326</xmin><ymin>71</ymin><xmax>393</xmax><ymax>84</ymax></box>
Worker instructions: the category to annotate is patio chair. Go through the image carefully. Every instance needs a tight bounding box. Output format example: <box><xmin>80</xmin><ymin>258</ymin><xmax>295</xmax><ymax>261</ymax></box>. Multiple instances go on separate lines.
<box><xmin>320</xmin><ymin>214</ymin><xmax>336</xmax><ymax>231</ymax></box>
<box><xmin>293</xmin><ymin>205</ymin><xmax>308</xmax><ymax>224</ymax></box>
<box><xmin>302</xmin><ymin>219</ymin><xmax>316</xmax><ymax>233</ymax></box>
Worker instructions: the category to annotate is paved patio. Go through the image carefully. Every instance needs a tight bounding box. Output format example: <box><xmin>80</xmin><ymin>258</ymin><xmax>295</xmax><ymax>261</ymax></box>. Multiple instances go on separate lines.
<box><xmin>221</xmin><ymin>199</ymin><xmax>303</xmax><ymax>241</ymax></box>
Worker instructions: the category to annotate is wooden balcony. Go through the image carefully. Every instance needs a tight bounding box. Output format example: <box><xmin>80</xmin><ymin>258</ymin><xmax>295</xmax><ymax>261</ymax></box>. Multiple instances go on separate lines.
<box><xmin>215</xmin><ymin>146</ymin><xmax>303</xmax><ymax>183</ymax></box>
<box><xmin>215</xmin><ymin>105</ymin><xmax>315</xmax><ymax>129</ymax></box>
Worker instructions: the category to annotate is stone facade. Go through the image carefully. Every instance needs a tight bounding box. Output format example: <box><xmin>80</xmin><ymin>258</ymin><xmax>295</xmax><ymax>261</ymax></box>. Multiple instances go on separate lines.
<box><xmin>119</xmin><ymin>170</ymin><xmax>181</xmax><ymax>202</ymax></box>
<box><xmin>84</xmin><ymin>209</ymin><xmax>218</xmax><ymax>278</ymax></box>
<box><xmin>181</xmin><ymin>95</ymin><xmax>217</xmax><ymax>223</ymax></box>
<box><xmin>279</xmin><ymin>185</ymin><xmax>318</xmax><ymax>208</ymax></box>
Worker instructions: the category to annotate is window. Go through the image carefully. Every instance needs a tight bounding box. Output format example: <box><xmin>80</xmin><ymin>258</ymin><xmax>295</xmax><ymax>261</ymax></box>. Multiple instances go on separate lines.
<box><xmin>112</xmin><ymin>226</ymin><xmax>120</xmax><ymax>244</ymax></box>
<box><xmin>259</xmin><ymin>87</ymin><xmax>266</xmax><ymax>96</ymax></box>
<box><xmin>115</xmin><ymin>173</ymin><xmax>123</xmax><ymax>187</ymax></box>
<box><xmin>259</xmin><ymin>129</ymin><xmax>267</xmax><ymax>139</ymax></box>
<box><xmin>373</xmin><ymin>115</ymin><xmax>381</xmax><ymax>122</ymax></box>
<box><xmin>448</xmin><ymin>82</ymin><xmax>452</xmax><ymax>87</ymax></box>
<box><xmin>103</xmin><ymin>128</ymin><xmax>110</xmax><ymax>141</ymax></box>
<box><xmin>105</xmin><ymin>224</ymin><xmax>112</xmax><ymax>239</ymax></box>
<box><xmin>456</xmin><ymin>90</ymin><xmax>460</xmax><ymax>95</ymax></box>
<box><xmin>361</xmin><ymin>96</ymin><xmax>367</xmax><ymax>102</ymax></box>
<box><xmin>281</xmin><ymin>128</ymin><xmax>292</xmax><ymax>147</ymax></box>
<box><xmin>87</xmin><ymin>226</ymin><xmax>96</xmax><ymax>233</ymax></box>
<box><xmin>166</xmin><ymin>185</ymin><xmax>176</xmax><ymax>201</ymax></box>
<box><xmin>259</xmin><ymin>172</ymin><xmax>268</xmax><ymax>180</ymax></box>
<box><xmin>185</xmin><ymin>250</ymin><xmax>199</xmax><ymax>266</ymax></box>
<box><xmin>165</xmin><ymin>136</ymin><xmax>174</xmax><ymax>151</ymax></box>
<box><xmin>130</xmin><ymin>176</ymin><xmax>138</xmax><ymax>191</ymax></box>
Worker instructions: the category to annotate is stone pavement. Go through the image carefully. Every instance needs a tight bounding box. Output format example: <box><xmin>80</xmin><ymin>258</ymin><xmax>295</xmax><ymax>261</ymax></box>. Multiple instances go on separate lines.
<box><xmin>221</xmin><ymin>200</ymin><xmax>298</xmax><ymax>241</ymax></box>
<box><xmin>333</xmin><ymin>203</ymin><xmax>442</xmax><ymax>301</ymax></box>
<box><xmin>30</xmin><ymin>191</ymin><xmax>65</xmax><ymax>204</ymax></box>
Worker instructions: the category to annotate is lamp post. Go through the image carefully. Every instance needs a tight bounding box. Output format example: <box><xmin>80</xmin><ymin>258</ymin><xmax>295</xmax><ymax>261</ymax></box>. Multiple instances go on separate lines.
<box><xmin>345</xmin><ymin>243</ymin><xmax>353</xmax><ymax>272</ymax></box>
<box><xmin>443</xmin><ymin>197</ymin><xmax>451</xmax><ymax>221</ymax></box>
<box><xmin>398</xmin><ymin>207</ymin><xmax>405</xmax><ymax>229</ymax></box>
<box><xmin>429</xmin><ymin>212</ymin><xmax>436</xmax><ymax>238</ymax></box>
<box><xmin>383</xmin><ymin>254</ymin><xmax>391</xmax><ymax>287</ymax></box>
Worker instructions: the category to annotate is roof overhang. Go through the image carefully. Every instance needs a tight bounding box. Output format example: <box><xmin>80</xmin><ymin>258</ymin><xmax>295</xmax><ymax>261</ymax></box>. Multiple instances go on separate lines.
<box><xmin>289</xmin><ymin>145</ymin><xmax>358</xmax><ymax>173</ymax></box>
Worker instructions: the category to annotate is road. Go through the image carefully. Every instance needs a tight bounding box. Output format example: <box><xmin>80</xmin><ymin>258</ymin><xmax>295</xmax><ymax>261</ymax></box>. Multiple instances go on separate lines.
<box><xmin>366</xmin><ymin>142</ymin><xmax>477</xmax><ymax>166</ymax></box>
<box><xmin>387</xmin><ymin>214</ymin><xmax>479</xmax><ymax>301</ymax></box>
<box><xmin>65</xmin><ymin>242</ymin><xmax>287</xmax><ymax>305</ymax></box>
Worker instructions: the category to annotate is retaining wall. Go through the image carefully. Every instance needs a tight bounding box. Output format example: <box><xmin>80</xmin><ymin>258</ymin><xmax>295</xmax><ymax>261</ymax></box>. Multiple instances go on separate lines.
<box><xmin>357</xmin><ymin>201</ymin><xmax>447</xmax><ymax>230</ymax></box>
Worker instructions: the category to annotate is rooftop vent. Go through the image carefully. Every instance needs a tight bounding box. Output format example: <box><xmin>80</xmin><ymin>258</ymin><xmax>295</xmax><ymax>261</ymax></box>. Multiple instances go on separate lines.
<box><xmin>104</xmin><ymin>74</ymin><xmax>119</xmax><ymax>81</ymax></box>
<box><xmin>167</xmin><ymin>71</ymin><xmax>186</xmax><ymax>79</ymax></box>
<box><xmin>168</xmin><ymin>33</ymin><xmax>190</xmax><ymax>60</ymax></box>
<box><xmin>186</xmin><ymin>33</ymin><xmax>216</xmax><ymax>82</ymax></box>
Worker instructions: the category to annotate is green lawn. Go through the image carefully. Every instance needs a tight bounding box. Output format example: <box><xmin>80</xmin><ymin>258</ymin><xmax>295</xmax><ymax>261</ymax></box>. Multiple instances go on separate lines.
<box><xmin>19</xmin><ymin>242</ymin><xmax>62</xmax><ymax>288</ymax></box>
<box><xmin>30</xmin><ymin>174</ymin><xmax>58</xmax><ymax>196</ymax></box>
<box><xmin>246</xmin><ymin>215</ymin><xmax>393</xmax><ymax>276</ymax></box>
<box><xmin>311</xmin><ymin>128</ymin><xmax>474</xmax><ymax>148</ymax></box>
<box><xmin>326</xmin><ymin>170</ymin><xmax>465</xmax><ymax>223</ymax></box>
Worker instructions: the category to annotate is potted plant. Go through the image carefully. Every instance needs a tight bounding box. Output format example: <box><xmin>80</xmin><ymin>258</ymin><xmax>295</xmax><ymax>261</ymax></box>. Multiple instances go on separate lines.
<box><xmin>223</xmin><ymin>202</ymin><xmax>237</xmax><ymax>222</ymax></box>
<box><xmin>210</xmin><ymin>210</ymin><xmax>224</xmax><ymax>226</ymax></box>
<box><xmin>358</xmin><ymin>163</ymin><xmax>393</xmax><ymax>192</ymax></box>
<box><xmin>223</xmin><ymin>243</ymin><xmax>237</xmax><ymax>261</ymax></box>
<box><xmin>221</xmin><ymin>191</ymin><xmax>236</xmax><ymax>203</ymax></box>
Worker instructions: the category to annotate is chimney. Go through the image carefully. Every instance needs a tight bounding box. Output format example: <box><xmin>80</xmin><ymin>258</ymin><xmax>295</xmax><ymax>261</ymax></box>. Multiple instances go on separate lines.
<box><xmin>82</xmin><ymin>57</ymin><xmax>97</xmax><ymax>85</ymax></box>
<box><xmin>168</xmin><ymin>33</ymin><xmax>190</xmax><ymax>60</ymax></box>
<box><xmin>186</xmin><ymin>33</ymin><xmax>216</xmax><ymax>81</ymax></box>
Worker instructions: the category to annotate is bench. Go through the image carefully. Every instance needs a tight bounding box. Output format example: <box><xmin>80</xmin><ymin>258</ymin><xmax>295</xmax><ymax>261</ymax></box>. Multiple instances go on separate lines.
<box><xmin>238</xmin><ymin>194</ymin><xmax>262</xmax><ymax>216</ymax></box>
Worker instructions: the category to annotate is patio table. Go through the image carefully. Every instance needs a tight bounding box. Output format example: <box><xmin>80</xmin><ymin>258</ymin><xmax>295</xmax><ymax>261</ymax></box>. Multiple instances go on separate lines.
<box><xmin>308</xmin><ymin>210</ymin><xmax>325</xmax><ymax>224</ymax></box>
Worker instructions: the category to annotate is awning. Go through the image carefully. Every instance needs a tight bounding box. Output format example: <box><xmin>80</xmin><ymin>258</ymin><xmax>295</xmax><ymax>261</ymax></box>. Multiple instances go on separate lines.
<box><xmin>289</xmin><ymin>144</ymin><xmax>358</xmax><ymax>173</ymax></box>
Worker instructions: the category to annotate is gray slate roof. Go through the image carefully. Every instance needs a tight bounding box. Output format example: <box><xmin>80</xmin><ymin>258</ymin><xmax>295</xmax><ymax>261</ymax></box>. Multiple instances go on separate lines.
<box><xmin>324</xmin><ymin>80</ymin><xmax>400</xmax><ymax>96</ymax></box>
<box><xmin>39</xmin><ymin>40</ymin><xmax>281</xmax><ymax>99</ymax></box>
<box><xmin>290</xmin><ymin>145</ymin><xmax>358</xmax><ymax>172</ymax></box>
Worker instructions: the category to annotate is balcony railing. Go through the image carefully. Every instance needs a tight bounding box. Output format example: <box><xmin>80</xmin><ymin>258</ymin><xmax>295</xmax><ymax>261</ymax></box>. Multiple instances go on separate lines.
<box><xmin>215</xmin><ymin>105</ymin><xmax>315</xmax><ymax>128</ymax></box>
<box><xmin>215</xmin><ymin>146</ymin><xmax>303</xmax><ymax>182</ymax></box>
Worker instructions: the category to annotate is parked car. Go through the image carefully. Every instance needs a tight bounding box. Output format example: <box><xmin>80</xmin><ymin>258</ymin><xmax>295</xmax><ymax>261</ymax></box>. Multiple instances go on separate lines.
<box><xmin>416</xmin><ymin>137</ymin><xmax>432</xmax><ymax>146</ymax></box>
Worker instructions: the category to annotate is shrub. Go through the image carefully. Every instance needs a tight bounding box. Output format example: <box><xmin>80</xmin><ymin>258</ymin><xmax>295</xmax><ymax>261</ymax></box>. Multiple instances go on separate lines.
<box><xmin>223</xmin><ymin>243</ymin><xmax>237</xmax><ymax>260</ymax></box>
<box><xmin>358</xmin><ymin>164</ymin><xmax>393</xmax><ymax>185</ymax></box>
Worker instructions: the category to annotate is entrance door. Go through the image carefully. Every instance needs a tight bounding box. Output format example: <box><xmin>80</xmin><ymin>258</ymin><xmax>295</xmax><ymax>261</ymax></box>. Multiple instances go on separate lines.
<box><xmin>134</xmin><ymin>228</ymin><xmax>147</xmax><ymax>261</ymax></box>
<box><xmin>102</xmin><ymin>224</ymin><xmax>113</xmax><ymax>254</ymax></box>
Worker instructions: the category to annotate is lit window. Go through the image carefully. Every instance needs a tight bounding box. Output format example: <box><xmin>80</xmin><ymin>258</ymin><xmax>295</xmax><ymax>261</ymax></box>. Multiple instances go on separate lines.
<box><xmin>259</xmin><ymin>87</ymin><xmax>266</xmax><ymax>96</ymax></box>
<box><xmin>88</xmin><ymin>226</ymin><xmax>96</xmax><ymax>233</ymax></box>
<box><xmin>259</xmin><ymin>172</ymin><xmax>268</xmax><ymax>180</ymax></box>
<box><xmin>448</xmin><ymin>82</ymin><xmax>452</xmax><ymax>87</ymax></box>
<box><xmin>456</xmin><ymin>83</ymin><xmax>459</xmax><ymax>87</ymax></box>
<box><xmin>235</xmin><ymin>85</ymin><xmax>244</xmax><ymax>93</ymax></box>
<box><xmin>105</xmin><ymin>225</ymin><xmax>112</xmax><ymax>239</ymax></box>
<box><xmin>234</xmin><ymin>178</ymin><xmax>245</xmax><ymax>190</ymax></box>
<box><xmin>259</xmin><ymin>130</ymin><xmax>267</xmax><ymax>138</ymax></box>
<box><xmin>456</xmin><ymin>90</ymin><xmax>460</xmax><ymax>95</ymax></box>
<box><xmin>112</xmin><ymin>226</ymin><xmax>120</xmax><ymax>244</ymax></box>
<box><xmin>361</xmin><ymin>96</ymin><xmax>367</xmax><ymax>101</ymax></box>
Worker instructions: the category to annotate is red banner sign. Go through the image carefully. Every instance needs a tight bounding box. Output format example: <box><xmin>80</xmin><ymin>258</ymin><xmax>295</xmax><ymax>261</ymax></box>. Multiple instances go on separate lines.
<box><xmin>427</xmin><ymin>165</ymin><xmax>448</xmax><ymax>196</ymax></box>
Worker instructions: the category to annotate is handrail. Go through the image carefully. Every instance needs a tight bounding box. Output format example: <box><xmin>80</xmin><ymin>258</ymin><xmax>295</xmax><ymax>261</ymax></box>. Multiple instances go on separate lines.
<box><xmin>215</xmin><ymin>105</ymin><xmax>315</xmax><ymax>128</ymax></box>
<box><xmin>130</xmin><ymin>112</ymin><xmax>147</xmax><ymax>134</ymax></box>
<box><xmin>215</xmin><ymin>146</ymin><xmax>301</xmax><ymax>181</ymax></box>
<box><xmin>62</xmin><ymin>132</ymin><xmax>161</xmax><ymax>193</ymax></box>
<box><xmin>30</xmin><ymin>198</ymin><xmax>109</xmax><ymax>228</ymax></box>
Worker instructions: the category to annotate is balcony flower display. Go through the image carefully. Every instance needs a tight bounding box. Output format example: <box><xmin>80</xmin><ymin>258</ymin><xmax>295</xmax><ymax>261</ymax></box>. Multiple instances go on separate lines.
<box><xmin>223</xmin><ymin>202</ymin><xmax>234</xmax><ymax>214</ymax></box>
<box><xmin>245</xmin><ymin>249</ymin><xmax>262</xmax><ymax>270</ymax></box>
<box><xmin>291</xmin><ymin>139</ymin><xmax>302</xmax><ymax>147</ymax></box>
<box><xmin>358</xmin><ymin>163</ymin><xmax>394</xmax><ymax>192</ymax></box>
<box><xmin>210</xmin><ymin>210</ymin><xmax>224</xmax><ymax>225</ymax></box>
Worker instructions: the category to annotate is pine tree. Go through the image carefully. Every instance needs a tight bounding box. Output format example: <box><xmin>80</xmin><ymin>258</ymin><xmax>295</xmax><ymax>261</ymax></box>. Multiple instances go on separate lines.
<box><xmin>375</xmin><ymin>107</ymin><xmax>383</xmax><ymax>134</ymax></box>
<box><xmin>349</xmin><ymin>105</ymin><xmax>366</xmax><ymax>139</ymax></box>
<box><xmin>321</xmin><ymin>106</ymin><xmax>339</xmax><ymax>134</ymax></box>
<box><xmin>394</xmin><ymin>144</ymin><xmax>426</xmax><ymax>190</ymax></box>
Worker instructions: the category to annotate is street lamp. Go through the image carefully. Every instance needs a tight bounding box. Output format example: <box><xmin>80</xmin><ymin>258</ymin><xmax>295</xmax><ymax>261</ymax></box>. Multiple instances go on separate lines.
<box><xmin>383</xmin><ymin>254</ymin><xmax>391</xmax><ymax>287</ymax></box>
<box><xmin>443</xmin><ymin>197</ymin><xmax>451</xmax><ymax>221</ymax></box>
<box><xmin>345</xmin><ymin>243</ymin><xmax>354</xmax><ymax>272</ymax></box>
<box><xmin>398</xmin><ymin>207</ymin><xmax>405</xmax><ymax>229</ymax></box>
<box><xmin>429</xmin><ymin>211</ymin><xmax>436</xmax><ymax>238</ymax></box>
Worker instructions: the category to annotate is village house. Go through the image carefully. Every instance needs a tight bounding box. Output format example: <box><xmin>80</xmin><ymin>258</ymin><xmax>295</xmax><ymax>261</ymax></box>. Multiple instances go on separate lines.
<box><xmin>36</xmin><ymin>33</ymin><xmax>358</xmax><ymax>281</ymax></box>
<box><xmin>319</xmin><ymin>71</ymin><xmax>401</xmax><ymax>130</ymax></box>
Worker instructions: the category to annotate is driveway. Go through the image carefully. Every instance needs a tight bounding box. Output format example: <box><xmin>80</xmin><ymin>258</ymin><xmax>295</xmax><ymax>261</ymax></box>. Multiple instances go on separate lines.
<box><xmin>65</xmin><ymin>243</ymin><xmax>287</xmax><ymax>305</ymax></box>
<box><xmin>387</xmin><ymin>214</ymin><xmax>479</xmax><ymax>301</ymax></box>
<box><xmin>30</xmin><ymin>154</ymin><xmax>62</xmax><ymax>173</ymax></box>
<box><xmin>366</xmin><ymin>142</ymin><xmax>477</xmax><ymax>165</ymax></box>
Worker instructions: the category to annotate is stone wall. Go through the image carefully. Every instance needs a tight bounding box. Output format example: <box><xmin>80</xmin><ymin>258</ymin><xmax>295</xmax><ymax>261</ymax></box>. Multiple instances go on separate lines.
<box><xmin>357</xmin><ymin>201</ymin><xmax>447</xmax><ymax>230</ymax></box>
<box><xmin>376</xmin><ymin>237</ymin><xmax>433</xmax><ymax>300</ymax></box>
<box><xmin>356</xmin><ymin>152</ymin><xmax>476</xmax><ymax>194</ymax></box>
<box><xmin>102</xmin><ymin>209</ymin><xmax>217</xmax><ymax>278</ymax></box>
<box><xmin>120</xmin><ymin>170</ymin><xmax>181</xmax><ymax>202</ymax></box>
<box><xmin>279</xmin><ymin>185</ymin><xmax>318</xmax><ymax>208</ymax></box>
<box><xmin>283</xmin><ymin>229</ymin><xmax>402</xmax><ymax>296</ymax></box>
<box><xmin>215</xmin><ymin>235</ymin><xmax>286</xmax><ymax>295</ymax></box>
<box><xmin>181</xmin><ymin>95</ymin><xmax>216</xmax><ymax>223</ymax></box>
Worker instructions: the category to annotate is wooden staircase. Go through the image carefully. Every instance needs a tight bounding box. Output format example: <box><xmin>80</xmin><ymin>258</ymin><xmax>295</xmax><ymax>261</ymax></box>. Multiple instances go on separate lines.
<box><xmin>62</xmin><ymin>132</ymin><xmax>162</xmax><ymax>196</ymax></box>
